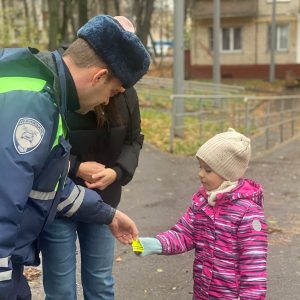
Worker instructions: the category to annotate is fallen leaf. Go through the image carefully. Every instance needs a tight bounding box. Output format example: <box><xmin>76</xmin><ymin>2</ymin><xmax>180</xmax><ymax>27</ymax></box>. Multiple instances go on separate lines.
<box><xmin>115</xmin><ymin>256</ymin><xmax>122</xmax><ymax>262</ymax></box>
<box><xmin>23</xmin><ymin>267</ymin><xmax>41</xmax><ymax>282</ymax></box>
<box><xmin>268</xmin><ymin>226</ymin><xmax>283</xmax><ymax>234</ymax></box>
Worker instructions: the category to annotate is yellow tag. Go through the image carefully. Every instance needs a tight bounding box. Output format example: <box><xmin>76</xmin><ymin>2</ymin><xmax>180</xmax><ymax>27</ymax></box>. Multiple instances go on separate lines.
<box><xmin>132</xmin><ymin>240</ymin><xmax>144</xmax><ymax>253</ymax></box>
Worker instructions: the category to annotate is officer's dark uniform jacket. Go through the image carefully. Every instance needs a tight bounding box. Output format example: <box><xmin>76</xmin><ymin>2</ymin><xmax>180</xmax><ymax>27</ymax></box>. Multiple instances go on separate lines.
<box><xmin>0</xmin><ymin>47</ymin><xmax>115</xmax><ymax>296</ymax></box>
<box><xmin>67</xmin><ymin>87</ymin><xmax>143</xmax><ymax>208</ymax></box>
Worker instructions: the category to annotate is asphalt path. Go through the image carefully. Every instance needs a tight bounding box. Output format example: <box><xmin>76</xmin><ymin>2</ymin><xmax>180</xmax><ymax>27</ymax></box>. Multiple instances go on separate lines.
<box><xmin>30</xmin><ymin>136</ymin><xmax>300</xmax><ymax>299</ymax></box>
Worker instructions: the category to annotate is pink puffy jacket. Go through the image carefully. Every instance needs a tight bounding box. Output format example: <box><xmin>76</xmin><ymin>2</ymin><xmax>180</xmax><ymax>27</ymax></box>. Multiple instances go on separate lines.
<box><xmin>156</xmin><ymin>179</ymin><xmax>267</xmax><ymax>299</ymax></box>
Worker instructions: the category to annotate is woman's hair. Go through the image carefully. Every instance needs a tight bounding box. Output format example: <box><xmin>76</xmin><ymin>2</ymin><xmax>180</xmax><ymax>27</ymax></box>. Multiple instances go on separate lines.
<box><xmin>63</xmin><ymin>38</ymin><xmax>114</xmax><ymax>81</ymax></box>
<box><xmin>94</xmin><ymin>94</ymin><xmax>125</xmax><ymax>128</ymax></box>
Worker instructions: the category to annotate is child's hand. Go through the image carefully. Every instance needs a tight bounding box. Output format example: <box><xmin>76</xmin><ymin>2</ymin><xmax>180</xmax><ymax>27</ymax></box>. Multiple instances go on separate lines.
<box><xmin>131</xmin><ymin>237</ymin><xmax>162</xmax><ymax>257</ymax></box>
<box><xmin>132</xmin><ymin>239</ymin><xmax>144</xmax><ymax>255</ymax></box>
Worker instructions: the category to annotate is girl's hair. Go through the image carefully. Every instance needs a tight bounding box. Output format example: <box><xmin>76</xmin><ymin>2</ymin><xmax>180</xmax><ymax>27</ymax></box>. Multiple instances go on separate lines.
<box><xmin>94</xmin><ymin>95</ymin><xmax>125</xmax><ymax>128</ymax></box>
<box><xmin>63</xmin><ymin>38</ymin><xmax>114</xmax><ymax>81</ymax></box>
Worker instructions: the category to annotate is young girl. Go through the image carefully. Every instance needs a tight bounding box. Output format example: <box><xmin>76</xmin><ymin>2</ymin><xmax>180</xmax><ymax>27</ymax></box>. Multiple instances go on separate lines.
<box><xmin>133</xmin><ymin>128</ymin><xmax>267</xmax><ymax>299</ymax></box>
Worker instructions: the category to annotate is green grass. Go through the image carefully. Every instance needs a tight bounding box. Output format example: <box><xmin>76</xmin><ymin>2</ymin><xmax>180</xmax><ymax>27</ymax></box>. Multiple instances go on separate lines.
<box><xmin>141</xmin><ymin>109</ymin><xmax>232</xmax><ymax>155</ymax></box>
<box><xmin>141</xmin><ymin>109</ymin><xmax>171</xmax><ymax>153</ymax></box>
<box><xmin>139</xmin><ymin>79</ymin><xmax>287</xmax><ymax>155</ymax></box>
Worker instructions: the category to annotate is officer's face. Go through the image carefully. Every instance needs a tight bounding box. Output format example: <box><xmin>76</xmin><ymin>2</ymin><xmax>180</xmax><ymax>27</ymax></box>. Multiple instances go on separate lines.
<box><xmin>77</xmin><ymin>69</ymin><xmax>125</xmax><ymax>114</ymax></box>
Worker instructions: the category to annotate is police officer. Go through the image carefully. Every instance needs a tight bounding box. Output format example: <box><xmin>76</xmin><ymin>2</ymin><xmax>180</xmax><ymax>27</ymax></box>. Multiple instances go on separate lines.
<box><xmin>0</xmin><ymin>14</ymin><xmax>150</xmax><ymax>300</ymax></box>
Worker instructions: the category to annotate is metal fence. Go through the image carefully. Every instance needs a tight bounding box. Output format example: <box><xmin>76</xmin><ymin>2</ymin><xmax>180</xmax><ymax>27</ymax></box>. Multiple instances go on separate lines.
<box><xmin>135</xmin><ymin>76</ymin><xmax>245</xmax><ymax>109</ymax></box>
<box><xmin>137</xmin><ymin>76</ymin><xmax>245</xmax><ymax>94</ymax></box>
<box><xmin>170</xmin><ymin>94</ymin><xmax>300</xmax><ymax>157</ymax></box>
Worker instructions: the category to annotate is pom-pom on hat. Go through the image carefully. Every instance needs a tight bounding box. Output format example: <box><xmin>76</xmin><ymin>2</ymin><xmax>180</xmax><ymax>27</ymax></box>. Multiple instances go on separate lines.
<box><xmin>196</xmin><ymin>128</ymin><xmax>251</xmax><ymax>181</ymax></box>
<box><xmin>77</xmin><ymin>15</ymin><xmax>150</xmax><ymax>88</ymax></box>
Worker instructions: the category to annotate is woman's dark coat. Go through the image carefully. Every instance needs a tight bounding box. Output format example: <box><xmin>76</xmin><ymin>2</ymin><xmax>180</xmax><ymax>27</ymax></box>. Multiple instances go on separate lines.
<box><xmin>68</xmin><ymin>88</ymin><xmax>143</xmax><ymax>208</ymax></box>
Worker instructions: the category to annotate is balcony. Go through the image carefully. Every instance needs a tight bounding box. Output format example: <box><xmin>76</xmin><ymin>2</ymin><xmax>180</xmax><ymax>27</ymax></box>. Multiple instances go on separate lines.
<box><xmin>192</xmin><ymin>0</ymin><xmax>258</xmax><ymax>20</ymax></box>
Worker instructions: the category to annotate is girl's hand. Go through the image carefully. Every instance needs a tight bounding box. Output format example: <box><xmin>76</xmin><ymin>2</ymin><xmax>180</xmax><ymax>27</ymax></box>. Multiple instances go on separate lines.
<box><xmin>132</xmin><ymin>238</ymin><xmax>163</xmax><ymax>257</ymax></box>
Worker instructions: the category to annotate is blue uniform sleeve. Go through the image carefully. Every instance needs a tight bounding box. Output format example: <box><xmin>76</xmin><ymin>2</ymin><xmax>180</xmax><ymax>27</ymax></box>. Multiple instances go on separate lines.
<box><xmin>0</xmin><ymin>90</ymin><xmax>57</xmax><ymax>296</ymax></box>
<box><xmin>57</xmin><ymin>177</ymin><xmax>116</xmax><ymax>225</ymax></box>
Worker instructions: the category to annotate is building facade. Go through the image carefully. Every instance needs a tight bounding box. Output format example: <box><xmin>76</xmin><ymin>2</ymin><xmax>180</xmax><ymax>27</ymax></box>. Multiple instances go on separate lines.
<box><xmin>187</xmin><ymin>0</ymin><xmax>300</xmax><ymax>79</ymax></box>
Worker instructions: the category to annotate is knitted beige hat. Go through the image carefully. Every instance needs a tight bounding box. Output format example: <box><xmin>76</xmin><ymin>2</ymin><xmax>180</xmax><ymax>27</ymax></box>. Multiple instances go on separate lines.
<box><xmin>196</xmin><ymin>128</ymin><xmax>251</xmax><ymax>181</ymax></box>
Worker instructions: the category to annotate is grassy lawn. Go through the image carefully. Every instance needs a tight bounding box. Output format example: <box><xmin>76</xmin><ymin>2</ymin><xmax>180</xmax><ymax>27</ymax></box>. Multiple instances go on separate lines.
<box><xmin>139</xmin><ymin>77</ymin><xmax>291</xmax><ymax>156</ymax></box>
<box><xmin>141</xmin><ymin>109</ymin><xmax>230</xmax><ymax>155</ymax></box>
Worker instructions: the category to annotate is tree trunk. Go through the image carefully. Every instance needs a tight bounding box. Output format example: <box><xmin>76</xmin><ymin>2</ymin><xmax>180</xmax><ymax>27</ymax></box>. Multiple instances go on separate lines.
<box><xmin>61</xmin><ymin>0</ymin><xmax>69</xmax><ymax>45</ymax></box>
<box><xmin>48</xmin><ymin>0</ymin><xmax>60</xmax><ymax>50</ymax></box>
<box><xmin>132</xmin><ymin>0</ymin><xmax>155</xmax><ymax>47</ymax></box>
<box><xmin>22</xmin><ymin>0</ymin><xmax>31</xmax><ymax>41</ymax></box>
<box><xmin>61</xmin><ymin>0</ymin><xmax>76</xmax><ymax>45</ymax></box>
<box><xmin>78</xmin><ymin>0</ymin><xmax>88</xmax><ymax>28</ymax></box>
<box><xmin>100</xmin><ymin>0</ymin><xmax>108</xmax><ymax>14</ymax></box>
<box><xmin>113</xmin><ymin>0</ymin><xmax>120</xmax><ymax>15</ymax></box>
<box><xmin>0</xmin><ymin>0</ymin><xmax>9</xmax><ymax>45</ymax></box>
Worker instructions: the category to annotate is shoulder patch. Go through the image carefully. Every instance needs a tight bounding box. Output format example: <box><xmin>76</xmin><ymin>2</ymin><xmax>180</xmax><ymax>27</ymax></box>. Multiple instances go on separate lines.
<box><xmin>13</xmin><ymin>118</ymin><xmax>45</xmax><ymax>154</ymax></box>
<box><xmin>252</xmin><ymin>219</ymin><xmax>262</xmax><ymax>231</ymax></box>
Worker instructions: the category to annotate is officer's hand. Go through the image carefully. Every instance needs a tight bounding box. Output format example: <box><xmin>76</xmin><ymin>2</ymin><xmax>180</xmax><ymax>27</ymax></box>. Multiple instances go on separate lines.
<box><xmin>109</xmin><ymin>210</ymin><xmax>139</xmax><ymax>244</ymax></box>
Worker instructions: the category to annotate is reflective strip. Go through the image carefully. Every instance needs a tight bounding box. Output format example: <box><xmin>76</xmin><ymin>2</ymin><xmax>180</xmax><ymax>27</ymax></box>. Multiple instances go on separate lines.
<box><xmin>0</xmin><ymin>270</ymin><xmax>12</xmax><ymax>281</ymax></box>
<box><xmin>0</xmin><ymin>257</ymin><xmax>10</xmax><ymax>268</ymax></box>
<box><xmin>57</xmin><ymin>186</ymin><xmax>79</xmax><ymax>211</ymax></box>
<box><xmin>64</xmin><ymin>186</ymin><xmax>85</xmax><ymax>217</ymax></box>
<box><xmin>57</xmin><ymin>185</ymin><xmax>85</xmax><ymax>216</ymax></box>
<box><xmin>52</xmin><ymin>115</ymin><xmax>66</xmax><ymax>149</ymax></box>
<box><xmin>29</xmin><ymin>190</ymin><xmax>56</xmax><ymax>201</ymax></box>
<box><xmin>0</xmin><ymin>77</ymin><xmax>46</xmax><ymax>93</ymax></box>
<box><xmin>54</xmin><ymin>177</ymin><xmax>60</xmax><ymax>192</ymax></box>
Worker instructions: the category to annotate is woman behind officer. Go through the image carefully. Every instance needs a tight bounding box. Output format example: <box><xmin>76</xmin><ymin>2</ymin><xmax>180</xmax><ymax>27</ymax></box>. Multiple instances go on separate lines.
<box><xmin>40</xmin><ymin>87</ymin><xmax>143</xmax><ymax>299</ymax></box>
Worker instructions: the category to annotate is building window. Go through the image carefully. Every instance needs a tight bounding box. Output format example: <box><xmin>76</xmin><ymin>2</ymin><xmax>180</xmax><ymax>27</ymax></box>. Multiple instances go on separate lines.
<box><xmin>267</xmin><ymin>24</ymin><xmax>289</xmax><ymax>51</ymax></box>
<box><xmin>209</xmin><ymin>27</ymin><xmax>242</xmax><ymax>52</ymax></box>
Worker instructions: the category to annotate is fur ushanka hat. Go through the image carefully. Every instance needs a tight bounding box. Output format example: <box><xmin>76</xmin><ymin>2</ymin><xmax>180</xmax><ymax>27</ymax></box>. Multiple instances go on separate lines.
<box><xmin>77</xmin><ymin>15</ymin><xmax>150</xmax><ymax>88</ymax></box>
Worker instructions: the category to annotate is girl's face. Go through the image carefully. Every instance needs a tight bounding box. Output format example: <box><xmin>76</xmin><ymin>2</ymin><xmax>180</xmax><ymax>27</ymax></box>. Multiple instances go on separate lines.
<box><xmin>198</xmin><ymin>159</ymin><xmax>225</xmax><ymax>191</ymax></box>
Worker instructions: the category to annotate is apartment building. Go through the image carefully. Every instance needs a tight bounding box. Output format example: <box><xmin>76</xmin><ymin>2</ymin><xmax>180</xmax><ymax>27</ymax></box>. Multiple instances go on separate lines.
<box><xmin>186</xmin><ymin>0</ymin><xmax>300</xmax><ymax>79</ymax></box>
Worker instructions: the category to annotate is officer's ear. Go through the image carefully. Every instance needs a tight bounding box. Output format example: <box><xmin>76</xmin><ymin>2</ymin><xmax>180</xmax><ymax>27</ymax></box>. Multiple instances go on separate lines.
<box><xmin>92</xmin><ymin>68</ymin><xmax>109</xmax><ymax>86</ymax></box>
